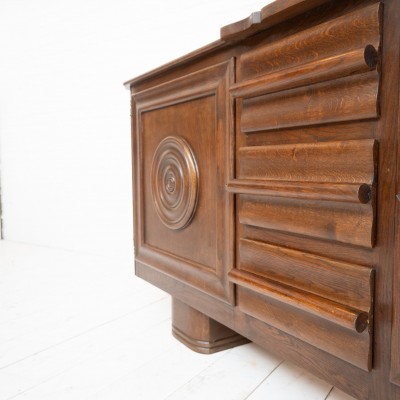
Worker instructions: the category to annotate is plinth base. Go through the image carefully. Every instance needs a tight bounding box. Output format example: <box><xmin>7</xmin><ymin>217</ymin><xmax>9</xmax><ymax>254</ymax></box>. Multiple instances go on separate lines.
<box><xmin>171</xmin><ymin>298</ymin><xmax>249</xmax><ymax>354</ymax></box>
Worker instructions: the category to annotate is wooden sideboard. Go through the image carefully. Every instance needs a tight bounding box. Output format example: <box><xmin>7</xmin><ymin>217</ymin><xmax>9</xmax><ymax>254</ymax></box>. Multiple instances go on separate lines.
<box><xmin>125</xmin><ymin>1</ymin><xmax>400</xmax><ymax>398</ymax></box>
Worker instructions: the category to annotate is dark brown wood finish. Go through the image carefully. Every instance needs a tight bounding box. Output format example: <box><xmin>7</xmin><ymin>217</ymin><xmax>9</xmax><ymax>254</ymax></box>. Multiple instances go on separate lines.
<box><xmin>392</xmin><ymin>175</ymin><xmax>400</xmax><ymax>386</ymax></box>
<box><xmin>133</xmin><ymin>61</ymin><xmax>235</xmax><ymax>303</ymax></box>
<box><xmin>237</xmin><ymin>3</ymin><xmax>381</xmax><ymax>81</ymax></box>
<box><xmin>238</xmin><ymin>139</ymin><xmax>377</xmax><ymax>183</ymax></box>
<box><xmin>236</xmin><ymin>286</ymin><xmax>371</xmax><ymax>370</ymax></box>
<box><xmin>240</xmin><ymin>72</ymin><xmax>380</xmax><ymax>132</ymax></box>
<box><xmin>172</xmin><ymin>298</ymin><xmax>249</xmax><ymax>354</ymax></box>
<box><xmin>220</xmin><ymin>0</ymin><xmax>332</xmax><ymax>42</ymax></box>
<box><xmin>237</xmin><ymin>239</ymin><xmax>373</xmax><ymax>311</ymax></box>
<box><xmin>392</xmin><ymin>36</ymin><xmax>400</xmax><ymax>387</ymax></box>
<box><xmin>372</xmin><ymin>0</ymin><xmax>400</xmax><ymax>398</ymax></box>
<box><xmin>128</xmin><ymin>1</ymin><xmax>400</xmax><ymax>398</ymax></box>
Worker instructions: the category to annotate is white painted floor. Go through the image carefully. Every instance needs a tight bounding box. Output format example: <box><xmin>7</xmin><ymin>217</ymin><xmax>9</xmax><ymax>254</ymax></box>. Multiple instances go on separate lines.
<box><xmin>0</xmin><ymin>241</ymin><xmax>356</xmax><ymax>399</ymax></box>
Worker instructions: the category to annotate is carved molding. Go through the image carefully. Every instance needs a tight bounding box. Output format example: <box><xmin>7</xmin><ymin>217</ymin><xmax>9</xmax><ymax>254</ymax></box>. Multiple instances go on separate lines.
<box><xmin>151</xmin><ymin>136</ymin><xmax>199</xmax><ymax>230</ymax></box>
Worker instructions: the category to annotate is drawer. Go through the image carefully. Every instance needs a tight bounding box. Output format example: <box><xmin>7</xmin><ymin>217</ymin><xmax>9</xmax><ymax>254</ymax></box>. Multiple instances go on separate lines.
<box><xmin>237</xmin><ymin>3</ymin><xmax>381</xmax><ymax>83</ymax></box>
<box><xmin>232</xmin><ymin>3</ymin><xmax>381</xmax><ymax>134</ymax></box>
<box><xmin>228</xmin><ymin>138</ymin><xmax>378</xmax><ymax>248</ymax></box>
<box><xmin>235</xmin><ymin>285</ymin><xmax>372</xmax><ymax>371</ymax></box>
<box><xmin>229</xmin><ymin>235</ymin><xmax>375</xmax><ymax>371</ymax></box>
<box><xmin>229</xmin><ymin>136</ymin><xmax>378</xmax><ymax>369</ymax></box>
<box><xmin>238</xmin><ymin>72</ymin><xmax>379</xmax><ymax>133</ymax></box>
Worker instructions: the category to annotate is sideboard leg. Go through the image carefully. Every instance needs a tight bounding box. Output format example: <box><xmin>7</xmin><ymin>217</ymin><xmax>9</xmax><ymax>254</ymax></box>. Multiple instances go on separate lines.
<box><xmin>171</xmin><ymin>297</ymin><xmax>249</xmax><ymax>354</ymax></box>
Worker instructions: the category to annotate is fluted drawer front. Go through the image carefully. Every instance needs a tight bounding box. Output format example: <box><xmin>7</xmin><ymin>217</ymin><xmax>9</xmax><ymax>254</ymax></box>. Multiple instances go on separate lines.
<box><xmin>231</xmin><ymin>3</ymin><xmax>382</xmax><ymax>373</ymax></box>
<box><xmin>238</xmin><ymin>194</ymin><xmax>374</xmax><ymax>248</ymax></box>
<box><xmin>236</xmin><ymin>286</ymin><xmax>371</xmax><ymax>371</ymax></box>
<box><xmin>240</xmin><ymin>72</ymin><xmax>379</xmax><ymax>133</ymax></box>
<box><xmin>230</xmin><ymin>236</ymin><xmax>374</xmax><ymax>371</ymax></box>
<box><xmin>238</xmin><ymin>139</ymin><xmax>377</xmax><ymax>184</ymax></box>
<box><xmin>238</xmin><ymin>3</ymin><xmax>381</xmax><ymax>82</ymax></box>
<box><xmin>234</xmin><ymin>3</ymin><xmax>382</xmax><ymax>134</ymax></box>
<box><xmin>238</xmin><ymin>238</ymin><xmax>373</xmax><ymax>311</ymax></box>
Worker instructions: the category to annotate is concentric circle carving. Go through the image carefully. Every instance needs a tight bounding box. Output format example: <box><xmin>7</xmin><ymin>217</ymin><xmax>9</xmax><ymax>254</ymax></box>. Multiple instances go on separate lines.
<box><xmin>151</xmin><ymin>136</ymin><xmax>199</xmax><ymax>230</ymax></box>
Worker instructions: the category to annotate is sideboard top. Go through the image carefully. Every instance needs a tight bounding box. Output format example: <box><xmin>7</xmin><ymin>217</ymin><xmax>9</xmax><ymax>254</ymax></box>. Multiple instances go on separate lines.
<box><xmin>220</xmin><ymin>0</ymin><xmax>331</xmax><ymax>42</ymax></box>
<box><xmin>124</xmin><ymin>0</ymin><xmax>332</xmax><ymax>88</ymax></box>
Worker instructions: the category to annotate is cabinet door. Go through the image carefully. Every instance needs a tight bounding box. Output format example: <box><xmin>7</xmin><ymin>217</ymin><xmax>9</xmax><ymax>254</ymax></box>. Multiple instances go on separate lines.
<box><xmin>132</xmin><ymin>61</ymin><xmax>234</xmax><ymax>303</ymax></box>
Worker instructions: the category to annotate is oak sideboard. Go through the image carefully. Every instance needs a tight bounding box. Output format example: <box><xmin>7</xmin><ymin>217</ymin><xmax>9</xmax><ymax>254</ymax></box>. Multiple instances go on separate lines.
<box><xmin>125</xmin><ymin>1</ymin><xmax>400</xmax><ymax>398</ymax></box>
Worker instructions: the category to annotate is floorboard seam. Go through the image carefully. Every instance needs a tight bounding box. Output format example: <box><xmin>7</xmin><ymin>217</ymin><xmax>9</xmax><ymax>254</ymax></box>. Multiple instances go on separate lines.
<box><xmin>242</xmin><ymin>359</ymin><xmax>285</xmax><ymax>400</ymax></box>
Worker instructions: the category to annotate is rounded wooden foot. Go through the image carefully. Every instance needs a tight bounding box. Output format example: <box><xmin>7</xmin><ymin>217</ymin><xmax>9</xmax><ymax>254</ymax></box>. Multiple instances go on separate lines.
<box><xmin>171</xmin><ymin>298</ymin><xmax>249</xmax><ymax>354</ymax></box>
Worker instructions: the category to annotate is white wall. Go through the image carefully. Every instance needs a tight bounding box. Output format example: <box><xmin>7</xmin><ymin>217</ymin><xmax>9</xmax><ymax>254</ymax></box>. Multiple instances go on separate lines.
<box><xmin>0</xmin><ymin>0</ymin><xmax>271</xmax><ymax>257</ymax></box>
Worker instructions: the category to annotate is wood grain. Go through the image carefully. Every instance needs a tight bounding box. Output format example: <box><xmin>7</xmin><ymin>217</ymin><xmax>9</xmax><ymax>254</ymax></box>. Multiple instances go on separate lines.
<box><xmin>124</xmin><ymin>40</ymin><xmax>229</xmax><ymax>89</ymax></box>
<box><xmin>390</xmin><ymin>21</ymin><xmax>400</xmax><ymax>385</ymax></box>
<box><xmin>238</xmin><ymin>2</ymin><xmax>381</xmax><ymax>81</ymax></box>
<box><xmin>391</xmin><ymin>194</ymin><xmax>400</xmax><ymax>386</ymax></box>
<box><xmin>241</xmin><ymin>71</ymin><xmax>380</xmax><ymax>133</ymax></box>
<box><xmin>219</xmin><ymin>12</ymin><xmax>261</xmax><ymax>42</ymax></box>
<box><xmin>133</xmin><ymin>61</ymin><xmax>234</xmax><ymax>303</ymax></box>
<box><xmin>238</xmin><ymin>139</ymin><xmax>377</xmax><ymax>184</ymax></box>
<box><xmin>171</xmin><ymin>298</ymin><xmax>249</xmax><ymax>354</ymax></box>
<box><xmin>232</xmin><ymin>47</ymin><xmax>378</xmax><ymax>99</ymax></box>
<box><xmin>237</xmin><ymin>238</ymin><xmax>374</xmax><ymax>311</ymax></box>
<box><xmin>239</xmin><ymin>194</ymin><xmax>375</xmax><ymax>248</ymax></box>
<box><xmin>227</xmin><ymin>180</ymin><xmax>372</xmax><ymax>204</ymax></box>
<box><xmin>229</xmin><ymin>269</ymin><xmax>369</xmax><ymax>333</ymax></box>
<box><xmin>237</xmin><ymin>287</ymin><xmax>371</xmax><ymax>371</ymax></box>
<box><xmin>244</xmin><ymin>121</ymin><xmax>376</xmax><ymax>148</ymax></box>
<box><xmin>220</xmin><ymin>0</ymin><xmax>331</xmax><ymax>42</ymax></box>
<box><xmin>151</xmin><ymin>136</ymin><xmax>199</xmax><ymax>230</ymax></box>
<box><xmin>241</xmin><ymin>224</ymin><xmax>375</xmax><ymax>268</ymax></box>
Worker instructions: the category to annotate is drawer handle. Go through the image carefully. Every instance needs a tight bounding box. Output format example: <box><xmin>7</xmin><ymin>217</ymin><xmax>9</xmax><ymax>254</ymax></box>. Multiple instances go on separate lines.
<box><xmin>229</xmin><ymin>269</ymin><xmax>369</xmax><ymax>333</ymax></box>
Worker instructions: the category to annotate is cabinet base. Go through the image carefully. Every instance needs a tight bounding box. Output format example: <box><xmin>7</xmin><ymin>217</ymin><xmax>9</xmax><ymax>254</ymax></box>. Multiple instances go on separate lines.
<box><xmin>171</xmin><ymin>298</ymin><xmax>249</xmax><ymax>354</ymax></box>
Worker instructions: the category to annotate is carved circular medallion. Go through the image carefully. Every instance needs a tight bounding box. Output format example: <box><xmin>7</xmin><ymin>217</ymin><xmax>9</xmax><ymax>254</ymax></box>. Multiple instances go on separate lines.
<box><xmin>151</xmin><ymin>136</ymin><xmax>199</xmax><ymax>230</ymax></box>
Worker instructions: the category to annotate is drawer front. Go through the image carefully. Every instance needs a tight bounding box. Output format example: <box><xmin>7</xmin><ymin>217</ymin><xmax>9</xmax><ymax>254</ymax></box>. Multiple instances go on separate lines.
<box><xmin>237</xmin><ymin>3</ymin><xmax>381</xmax><ymax>83</ymax></box>
<box><xmin>132</xmin><ymin>61</ymin><xmax>234</xmax><ymax>303</ymax></box>
<box><xmin>239</xmin><ymin>72</ymin><xmax>379</xmax><ymax>133</ymax></box>
<box><xmin>229</xmin><ymin>2</ymin><xmax>382</xmax><ymax>371</ymax></box>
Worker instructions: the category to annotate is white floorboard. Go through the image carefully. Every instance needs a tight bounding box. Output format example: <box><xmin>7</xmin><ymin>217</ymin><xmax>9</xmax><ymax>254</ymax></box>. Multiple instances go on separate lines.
<box><xmin>87</xmin><ymin>341</ymin><xmax>226</xmax><ymax>400</ymax></box>
<box><xmin>246</xmin><ymin>361</ymin><xmax>331</xmax><ymax>400</ymax></box>
<box><xmin>1</xmin><ymin>300</ymin><xmax>170</xmax><ymax>397</ymax></box>
<box><xmin>327</xmin><ymin>387</ymin><xmax>359</xmax><ymax>400</ymax></box>
<box><xmin>0</xmin><ymin>241</ymin><xmax>356</xmax><ymax>399</ymax></box>
<box><xmin>165</xmin><ymin>344</ymin><xmax>282</xmax><ymax>400</ymax></box>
